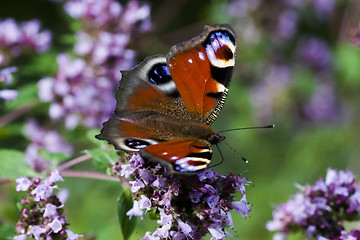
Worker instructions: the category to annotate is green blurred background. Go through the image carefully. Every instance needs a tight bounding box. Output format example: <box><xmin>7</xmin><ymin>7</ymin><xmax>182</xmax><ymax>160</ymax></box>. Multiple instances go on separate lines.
<box><xmin>1</xmin><ymin>0</ymin><xmax>360</xmax><ymax>239</ymax></box>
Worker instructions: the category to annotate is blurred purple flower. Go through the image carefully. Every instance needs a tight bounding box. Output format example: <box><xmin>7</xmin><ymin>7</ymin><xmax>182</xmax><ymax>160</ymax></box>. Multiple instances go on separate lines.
<box><xmin>120</xmin><ymin>153</ymin><xmax>252</xmax><ymax>239</ymax></box>
<box><xmin>0</xmin><ymin>66</ymin><xmax>18</xmax><ymax>103</ymax></box>
<box><xmin>276</xmin><ymin>10</ymin><xmax>298</xmax><ymax>39</ymax></box>
<box><xmin>24</xmin><ymin>119</ymin><xmax>73</xmax><ymax>171</ymax></box>
<box><xmin>64</xmin><ymin>0</ymin><xmax>123</xmax><ymax>27</ymax></box>
<box><xmin>14</xmin><ymin>171</ymin><xmax>79</xmax><ymax>240</ymax></box>
<box><xmin>0</xmin><ymin>18</ymin><xmax>51</xmax><ymax>66</ymax></box>
<box><xmin>267</xmin><ymin>168</ymin><xmax>360</xmax><ymax>239</ymax></box>
<box><xmin>311</xmin><ymin>0</ymin><xmax>335</xmax><ymax>17</ymax></box>
<box><xmin>21</xmin><ymin>20</ymin><xmax>51</xmax><ymax>52</ymax></box>
<box><xmin>303</xmin><ymin>81</ymin><xmax>338</xmax><ymax>123</ymax></box>
<box><xmin>40</xmin><ymin>0</ymin><xmax>151</xmax><ymax>129</ymax></box>
<box><xmin>251</xmin><ymin>64</ymin><xmax>292</xmax><ymax>123</ymax></box>
<box><xmin>284</xmin><ymin>0</ymin><xmax>335</xmax><ymax>17</ymax></box>
<box><xmin>228</xmin><ymin>0</ymin><xmax>261</xmax><ymax>44</ymax></box>
<box><xmin>0</xmin><ymin>89</ymin><xmax>18</xmax><ymax>101</ymax></box>
<box><xmin>297</xmin><ymin>37</ymin><xmax>331</xmax><ymax>72</ymax></box>
<box><xmin>0</xmin><ymin>66</ymin><xmax>17</xmax><ymax>84</ymax></box>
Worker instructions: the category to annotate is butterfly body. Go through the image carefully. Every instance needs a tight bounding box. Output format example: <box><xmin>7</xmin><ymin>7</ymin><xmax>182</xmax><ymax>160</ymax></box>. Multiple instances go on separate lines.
<box><xmin>97</xmin><ymin>24</ymin><xmax>236</xmax><ymax>174</ymax></box>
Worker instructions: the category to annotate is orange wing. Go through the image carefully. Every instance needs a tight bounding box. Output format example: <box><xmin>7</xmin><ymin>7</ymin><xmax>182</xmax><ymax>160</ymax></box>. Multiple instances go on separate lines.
<box><xmin>166</xmin><ymin>24</ymin><xmax>237</xmax><ymax>125</ymax></box>
<box><xmin>141</xmin><ymin>139</ymin><xmax>212</xmax><ymax>175</ymax></box>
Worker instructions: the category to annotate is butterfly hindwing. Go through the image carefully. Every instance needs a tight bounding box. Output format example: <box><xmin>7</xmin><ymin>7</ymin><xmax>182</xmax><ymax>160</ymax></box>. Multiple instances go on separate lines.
<box><xmin>140</xmin><ymin>139</ymin><xmax>213</xmax><ymax>174</ymax></box>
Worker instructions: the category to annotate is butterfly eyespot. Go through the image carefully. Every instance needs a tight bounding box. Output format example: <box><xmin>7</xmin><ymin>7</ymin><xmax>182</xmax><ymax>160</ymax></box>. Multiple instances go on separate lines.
<box><xmin>148</xmin><ymin>63</ymin><xmax>172</xmax><ymax>85</ymax></box>
<box><xmin>204</xmin><ymin>30</ymin><xmax>236</xmax><ymax>68</ymax></box>
<box><xmin>125</xmin><ymin>138</ymin><xmax>151</xmax><ymax>149</ymax></box>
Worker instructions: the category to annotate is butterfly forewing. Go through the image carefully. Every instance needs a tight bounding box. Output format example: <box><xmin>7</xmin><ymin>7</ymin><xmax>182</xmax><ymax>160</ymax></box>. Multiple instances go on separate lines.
<box><xmin>167</xmin><ymin>24</ymin><xmax>237</xmax><ymax>125</ymax></box>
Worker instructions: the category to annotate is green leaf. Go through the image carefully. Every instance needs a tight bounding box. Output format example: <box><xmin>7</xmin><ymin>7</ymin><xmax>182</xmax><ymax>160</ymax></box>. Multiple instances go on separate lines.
<box><xmin>117</xmin><ymin>185</ymin><xmax>137</xmax><ymax>240</ymax></box>
<box><xmin>0</xmin><ymin>149</ymin><xmax>36</xmax><ymax>179</ymax></box>
<box><xmin>84</xmin><ymin>149</ymin><xmax>118</xmax><ymax>166</ymax></box>
<box><xmin>38</xmin><ymin>149</ymin><xmax>69</xmax><ymax>164</ymax></box>
<box><xmin>0</xmin><ymin>224</ymin><xmax>15</xmax><ymax>239</ymax></box>
<box><xmin>86</xmin><ymin>129</ymin><xmax>102</xmax><ymax>145</ymax></box>
<box><xmin>335</xmin><ymin>43</ymin><xmax>360</xmax><ymax>88</ymax></box>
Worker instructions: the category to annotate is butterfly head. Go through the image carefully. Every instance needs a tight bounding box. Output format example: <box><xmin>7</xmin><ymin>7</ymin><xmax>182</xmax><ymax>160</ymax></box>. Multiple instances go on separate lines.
<box><xmin>208</xmin><ymin>133</ymin><xmax>226</xmax><ymax>145</ymax></box>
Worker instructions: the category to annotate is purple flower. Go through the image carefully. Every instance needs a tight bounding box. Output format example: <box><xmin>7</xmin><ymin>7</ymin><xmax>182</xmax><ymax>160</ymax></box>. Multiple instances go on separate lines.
<box><xmin>267</xmin><ymin>168</ymin><xmax>360</xmax><ymax>239</ymax></box>
<box><xmin>48</xmin><ymin>169</ymin><xmax>65</xmax><ymax>183</ymax></box>
<box><xmin>23</xmin><ymin>120</ymin><xmax>73</xmax><ymax>171</ymax></box>
<box><xmin>126</xmin><ymin>200</ymin><xmax>143</xmax><ymax>219</ymax></box>
<box><xmin>276</xmin><ymin>10</ymin><xmax>298</xmax><ymax>39</ymax></box>
<box><xmin>232</xmin><ymin>195</ymin><xmax>251</xmax><ymax>217</ymax></box>
<box><xmin>15</xmin><ymin>176</ymin><xmax>33</xmax><ymax>192</ymax></box>
<box><xmin>303</xmin><ymin>81</ymin><xmax>338</xmax><ymax>123</ymax></box>
<box><xmin>0</xmin><ymin>89</ymin><xmax>18</xmax><ymax>101</ymax></box>
<box><xmin>0</xmin><ymin>18</ymin><xmax>51</xmax><ymax>66</ymax></box>
<box><xmin>118</xmin><ymin>153</ymin><xmax>251</xmax><ymax>239</ymax></box>
<box><xmin>251</xmin><ymin>64</ymin><xmax>292</xmax><ymax>122</ymax></box>
<box><xmin>13</xmin><ymin>234</ymin><xmax>27</xmax><ymax>240</ymax></box>
<box><xmin>30</xmin><ymin>225</ymin><xmax>46</xmax><ymax>240</ymax></box>
<box><xmin>66</xmin><ymin>229</ymin><xmax>81</xmax><ymax>240</ymax></box>
<box><xmin>0</xmin><ymin>66</ymin><xmax>18</xmax><ymax>103</ymax></box>
<box><xmin>31</xmin><ymin>182</ymin><xmax>55</xmax><ymax>201</ymax></box>
<box><xmin>138</xmin><ymin>195</ymin><xmax>151</xmax><ymax>211</ymax></box>
<box><xmin>43</xmin><ymin>203</ymin><xmax>59</xmax><ymax>218</ymax></box>
<box><xmin>39</xmin><ymin>0</ymin><xmax>151</xmax><ymax>129</ymax></box>
<box><xmin>297</xmin><ymin>37</ymin><xmax>331</xmax><ymax>72</ymax></box>
<box><xmin>21</xmin><ymin>20</ymin><xmax>51</xmax><ymax>52</ymax></box>
<box><xmin>48</xmin><ymin>217</ymin><xmax>63</xmax><ymax>233</ymax></box>
<box><xmin>14</xmin><ymin>171</ymin><xmax>79</xmax><ymax>240</ymax></box>
<box><xmin>0</xmin><ymin>66</ymin><xmax>17</xmax><ymax>83</ymax></box>
<box><xmin>208</xmin><ymin>227</ymin><xmax>225</xmax><ymax>240</ymax></box>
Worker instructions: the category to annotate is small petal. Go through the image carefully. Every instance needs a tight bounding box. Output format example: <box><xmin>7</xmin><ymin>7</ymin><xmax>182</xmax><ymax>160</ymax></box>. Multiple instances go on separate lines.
<box><xmin>66</xmin><ymin>229</ymin><xmax>81</xmax><ymax>240</ymax></box>
<box><xmin>43</xmin><ymin>203</ymin><xmax>58</xmax><ymax>218</ymax></box>
<box><xmin>47</xmin><ymin>170</ymin><xmax>64</xmax><ymax>183</ymax></box>
<box><xmin>15</xmin><ymin>176</ymin><xmax>33</xmax><ymax>191</ymax></box>
<box><xmin>126</xmin><ymin>200</ymin><xmax>143</xmax><ymax>219</ymax></box>
<box><xmin>31</xmin><ymin>182</ymin><xmax>54</xmax><ymax>201</ymax></box>
<box><xmin>13</xmin><ymin>234</ymin><xmax>27</xmax><ymax>240</ymax></box>
<box><xmin>30</xmin><ymin>225</ymin><xmax>46</xmax><ymax>240</ymax></box>
<box><xmin>208</xmin><ymin>227</ymin><xmax>225</xmax><ymax>240</ymax></box>
<box><xmin>48</xmin><ymin>217</ymin><xmax>63</xmax><ymax>233</ymax></box>
<box><xmin>139</xmin><ymin>195</ymin><xmax>151</xmax><ymax>211</ymax></box>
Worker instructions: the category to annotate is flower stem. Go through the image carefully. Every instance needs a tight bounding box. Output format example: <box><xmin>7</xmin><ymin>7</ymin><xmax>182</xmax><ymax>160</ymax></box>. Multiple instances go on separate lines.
<box><xmin>0</xmin><ymin>103</ymin><xmax>36</xmax><ymax>128</ymax></box>
<box><xmin>58</xmin><ymin>154</ymin><xmax>92</xmax><ymax>171</ymax></box>
<box><xmin>60</xmin><ymin>170</ymin><xmax>120</xmax><ymax>182</ymax></box>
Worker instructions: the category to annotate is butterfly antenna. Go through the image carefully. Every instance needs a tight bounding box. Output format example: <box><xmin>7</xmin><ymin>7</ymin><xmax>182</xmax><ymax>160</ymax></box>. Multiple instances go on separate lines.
<box><xmin>218</xmin><ymin>124</ymin><xmax>274</xmax><ymax>134</ymax></box>
<box><xmin>208</xmin><ymin>144</ymin><xmax>224</xmax><ymax>169</ymax></box>
<box><xmin>223</xmin><ymin>140</ymin><xmax>248</xmax><ymax>163</ymax></box>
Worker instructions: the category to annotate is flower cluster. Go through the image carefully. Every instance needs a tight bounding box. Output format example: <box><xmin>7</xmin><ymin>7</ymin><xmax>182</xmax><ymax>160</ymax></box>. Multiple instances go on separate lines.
<box><xmin>24</xmin><ymin>119</ymin><xmax>73</xmax><ymax>172</ymax></box>
<box><xmin>118</xmin><ymin>154</ymin><xmax>251</xmax><ymax>239</ymax></box>
<box><xmin>0</xmin><ymin>18</ymin><xmax>51</xmax><ymax>66</ymax></box>
<box><xmin>38</xmin><ymin>0</ymin><xmax>151</xmax><ymax>129</ymax></box>
<box><xmin>14</xmin><ymin>170</ymin><xmax>80</xmax><ymax>240</ymax></box>
<box><xmin>267</xmin><ymin>168</ymin><xmax>360</xmax><ymax>240</ymax></box>
<box><xmin>228</xmin><ymin>0</ymin><xmax>341</xmax><ymax>125</ymax></box>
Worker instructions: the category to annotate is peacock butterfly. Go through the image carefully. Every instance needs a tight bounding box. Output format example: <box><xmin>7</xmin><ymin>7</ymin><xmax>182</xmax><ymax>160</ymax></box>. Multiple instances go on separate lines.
<box><xmin>96</xmin><ymin>24</ymin><xmax>237</xmax><ymax>175</ymax></box>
